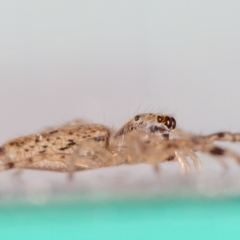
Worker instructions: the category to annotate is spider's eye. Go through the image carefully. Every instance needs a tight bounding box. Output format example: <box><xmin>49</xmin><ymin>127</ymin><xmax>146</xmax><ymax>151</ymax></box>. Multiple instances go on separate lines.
<box><xmin>157</xmin><ymin>116</ymin><xmax>162</xmax><ymax>123</ymax></box>
<box><xmin>171</xmin><ymin>117</ymin><xmax>176</xmax><ymax>129</ymax></box>
<box><xmin>164</xmin><ymin>116</ymin><xmax>172</xmax><ymax>129</ymax></box>
<box><xmin>163</xmin><ymin>116</ymin><xmax>176</xmax><ymax>129</ymax></box>
<box><xmin>134</xmin><ymin>115</ymin><xmax>140</xmax><ymax>121</ymax></box>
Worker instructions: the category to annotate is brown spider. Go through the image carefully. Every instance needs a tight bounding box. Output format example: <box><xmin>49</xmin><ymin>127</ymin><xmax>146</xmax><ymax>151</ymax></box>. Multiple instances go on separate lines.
<box><xmin>0</xmin><ymin>113</ymin><xmax>240</xmax><ymax>174</ymax></box>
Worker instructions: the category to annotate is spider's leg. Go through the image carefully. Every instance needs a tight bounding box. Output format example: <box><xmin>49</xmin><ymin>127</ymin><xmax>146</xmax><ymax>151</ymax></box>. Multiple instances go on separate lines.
<box><xmin>0</xmin><ymin>146</ymin><xmax>109</xmax><ymax>172</ymax></box>
<box><xmin>0</xmin><ymin>157</ymin><xmax>33</xmax><ymax>171</ymax></box>
<box><xmin>200</xmin><ymin>144</ymin><xmax>240</xmax><ymax>165</ymax></box>
<box><xmin>180</xmin><ymin>137</ymin><xmax>240</xmax><ymax>169</ymax></box>
<box><xmin>0</xmin><ymin>153</ymin><xmax>89</xmax><ymax>172</ymax></box>
<box><xmin>142</xmin><ymin>137</ymin><xmax>240</xmax><ymax>172</ymax></box>
<box><xmin>109</xmin><ymin>133</ymin><xmax>148</xmax><ymax>166</ymax></box>
<box><xmin>201</xmin><ymin>132</ymin><xmax>240</xmax><ymax>143</ymax></box>
<box><xmin>173</xmin><ymin>129</ymin><xmax>240</xmax><ymax>143</ymax></box>
<box><xmin>174</xmin><ymin>150</ymin><xmax>190</xmax><ymax>174</ymax></box>
<box><xmin>67</xmin><ymin>140</ymin><xmax>120</xmax><ymax>180</ymax></box>
<box><xmin>185</xmin><ymin>149</ymin><xmax>202</xmax><ymax>172</ymax></box>
<box><xmin>171</xmin><ymin>130</ymin><xmax>240</xmax><ymax>169</ymax></box>
<box><xmin>124</xmin><ymin>137</ymin><xmax>187</xmax><ymax>171</ymax></box>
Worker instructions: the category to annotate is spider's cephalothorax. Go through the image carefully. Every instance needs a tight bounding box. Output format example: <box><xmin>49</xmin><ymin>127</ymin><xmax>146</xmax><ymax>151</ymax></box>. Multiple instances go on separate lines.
<box><xmin>111</xmin><ymin>113</ymin><xmax>176</xmax><ymax>143</ymax></box>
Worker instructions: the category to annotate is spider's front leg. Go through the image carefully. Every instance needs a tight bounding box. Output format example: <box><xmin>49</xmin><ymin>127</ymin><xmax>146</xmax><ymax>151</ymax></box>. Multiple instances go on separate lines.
<box><xmin>151</xmin><ymin>136</ymin><xmax>240</xmax><ymax>172</ymax></box>
<box><xmin>175</xmin><ymin>129</ymin><xmax>240</xmax><ymax>169</ymax></box>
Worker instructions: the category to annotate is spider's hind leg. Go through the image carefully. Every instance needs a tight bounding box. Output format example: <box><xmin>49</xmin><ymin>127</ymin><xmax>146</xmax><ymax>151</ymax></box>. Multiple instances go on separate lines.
<box><xmin>0</xmin><ymin>153</ymin><xmax>90</xmax><ymax>172</ymax></box>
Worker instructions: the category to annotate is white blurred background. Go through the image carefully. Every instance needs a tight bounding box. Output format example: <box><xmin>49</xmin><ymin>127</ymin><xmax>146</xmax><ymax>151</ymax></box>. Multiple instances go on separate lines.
<box><xmin>0</xmin><ymin>1</ymin><xmax>240</xmax><ymax>197</ymax></box>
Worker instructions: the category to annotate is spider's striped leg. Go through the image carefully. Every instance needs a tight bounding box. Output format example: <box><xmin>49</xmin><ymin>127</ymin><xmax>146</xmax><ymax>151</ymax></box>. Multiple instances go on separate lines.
<box><xmin>201</xmin><ymin>144</ymin><xmax>240</xmax><ymax>165</ymax></box>
<box><xmin>171</xmin><ymin>129</ymin><xmax>240</xmax><ymax>170</ymax></box>
<box><xmin>173</xmin><ymin>129</ymin><xmax>240</xmax><ymax>143</ymax></box>
<box><xmin>167</xmin><ymin>138</ymin><xmax>240</xmax><ymax>169</ymax></box>
<box><xmin>200</xmin><ymin>132</ymin><xmax>240</xmax><ymax>143</ymax></box>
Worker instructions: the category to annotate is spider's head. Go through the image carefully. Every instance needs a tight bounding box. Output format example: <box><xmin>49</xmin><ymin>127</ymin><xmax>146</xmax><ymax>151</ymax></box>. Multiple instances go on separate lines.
<box><xmin>132</xmin><ymin>113</ymin><xmax>176</xmax><ymax>138</ymax></box>
<box><xmin>114</xmin><ymin>113</ymin><xmax>176</xmax><ymax>140</ymax></box>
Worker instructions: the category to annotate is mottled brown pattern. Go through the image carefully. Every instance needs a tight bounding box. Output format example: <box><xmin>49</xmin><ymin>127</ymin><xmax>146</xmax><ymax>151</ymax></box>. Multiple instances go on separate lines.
<box><xmin>0</xmin><ymin>113</ymin><xmax>240</xmax><ymax>173</ymax></box>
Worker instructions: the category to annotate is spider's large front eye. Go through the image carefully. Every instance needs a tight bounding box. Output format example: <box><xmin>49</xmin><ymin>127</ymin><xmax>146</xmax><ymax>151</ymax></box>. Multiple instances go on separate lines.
<box><xmin>163</xmin><ymin>116</ymin><xmax>176</xmax><ymax>129</ymax></box>
<box><xmin>157</xmin><ymin>115</ymin><xmax>162</xmax><ymax>123</ymax></box>
<box><xmin>134</xmin><ymin>115</ymin><xmax>140</xmax><ymax>121</ymax></box>
<box><xmin>164</xmin><ymin>116</ymin><xmax>173</xmax><ymax>129</ymax></box>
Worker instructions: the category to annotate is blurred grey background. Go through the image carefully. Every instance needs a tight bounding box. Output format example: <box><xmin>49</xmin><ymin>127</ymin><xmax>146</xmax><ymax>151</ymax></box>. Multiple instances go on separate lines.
<box><xmin>0</xmin><ymin>1</ymin><xmax>240</xmax><ymax>197</ymax></box>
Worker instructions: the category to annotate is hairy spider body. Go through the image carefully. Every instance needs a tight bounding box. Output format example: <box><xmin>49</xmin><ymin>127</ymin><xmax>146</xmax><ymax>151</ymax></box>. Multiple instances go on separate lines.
<box><xmin>0</xmin><ymin>113</ymin><xmax>239</xmax><ymax>173</ymax></box>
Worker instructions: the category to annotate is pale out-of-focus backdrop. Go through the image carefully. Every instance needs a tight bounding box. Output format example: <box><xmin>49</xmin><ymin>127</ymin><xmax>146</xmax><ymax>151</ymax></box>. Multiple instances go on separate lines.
<box><xmin>1</xmin><ymin>1</ymin><xmax>240</xmax><ymax>195</ymax></box>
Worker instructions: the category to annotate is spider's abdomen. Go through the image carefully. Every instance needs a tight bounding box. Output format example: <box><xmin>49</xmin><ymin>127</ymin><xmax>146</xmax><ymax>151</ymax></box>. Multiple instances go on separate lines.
<box><xmin>1</xmin><ymin>124</ymin><xmax>111</xmax><ymax>162</ymax></box>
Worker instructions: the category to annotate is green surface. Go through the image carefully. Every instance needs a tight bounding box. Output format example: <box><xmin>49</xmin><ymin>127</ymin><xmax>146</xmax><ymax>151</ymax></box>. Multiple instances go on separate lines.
<box><xmin>0</xmin><ymin>195</ymin><xmax>240</xmax><ymax>240</ymax></box>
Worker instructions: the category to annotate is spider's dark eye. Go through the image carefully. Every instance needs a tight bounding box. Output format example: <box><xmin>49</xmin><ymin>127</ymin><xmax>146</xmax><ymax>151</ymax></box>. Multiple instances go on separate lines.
<box><xmin>157</xmin><ymin>116</ymin><xmax>162</xmax><ymax>123</ymax></box>
<box><xmin>164</xmin><ymin>116</ymin><xmax>172</xmax><ymax>128</ymax></box>
<box><xmin>171</xmin><ymin>117</ymin><xmax>176</xmax><ymax>129</ymax></box>
<box><xmin>134</xmin><ymin>115</ymin><xmax>140</xmax><ymax>121</ymax></box>
<box><xmin>163</xmin><ymin>116</ymin><xmax>176</xmax><ymax>129</ymax></box>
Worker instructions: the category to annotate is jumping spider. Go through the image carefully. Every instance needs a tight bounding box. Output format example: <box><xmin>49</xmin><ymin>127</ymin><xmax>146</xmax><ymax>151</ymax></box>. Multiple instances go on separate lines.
<box><xmin>0</xmin><ymin>113</ymin><xmax>240</xmax><ymax>174</ymax></box>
